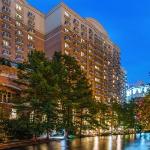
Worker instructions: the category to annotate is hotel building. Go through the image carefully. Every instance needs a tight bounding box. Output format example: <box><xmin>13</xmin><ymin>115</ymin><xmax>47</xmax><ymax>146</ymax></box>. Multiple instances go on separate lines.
<box><xmin>0</xmin><ymin>0</ymin><xmax>125</xmax><ymax>106</ymax></box>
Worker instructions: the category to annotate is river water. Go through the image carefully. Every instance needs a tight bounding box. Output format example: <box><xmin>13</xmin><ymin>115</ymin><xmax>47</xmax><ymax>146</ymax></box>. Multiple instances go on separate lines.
<box><xmin>10</xmin><ymin>133</ymin><xmax>150</xmax><ymax>150</ymax></box>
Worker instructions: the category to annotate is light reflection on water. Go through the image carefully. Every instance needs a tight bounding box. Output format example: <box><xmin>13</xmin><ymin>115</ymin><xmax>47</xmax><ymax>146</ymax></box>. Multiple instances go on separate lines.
<box><xmin>10</xmin><ymin>133</ymin><xmax>150</xmax><ymax>150</ymax></box>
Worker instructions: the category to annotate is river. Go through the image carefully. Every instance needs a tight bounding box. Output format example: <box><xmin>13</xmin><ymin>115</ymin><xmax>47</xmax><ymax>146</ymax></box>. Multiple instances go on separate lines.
<box><xmin>9</xmin><ymin>133</ymin><xmax>150</xmax><ymax>150</ymax></box>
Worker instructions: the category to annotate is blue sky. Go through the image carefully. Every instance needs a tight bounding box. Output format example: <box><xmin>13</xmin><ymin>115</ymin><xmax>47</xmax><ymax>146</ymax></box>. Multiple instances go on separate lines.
<box><xmin>27</xmin><ymin>0</ymin><xmax>150</xmax><ymax>84</ymax></box>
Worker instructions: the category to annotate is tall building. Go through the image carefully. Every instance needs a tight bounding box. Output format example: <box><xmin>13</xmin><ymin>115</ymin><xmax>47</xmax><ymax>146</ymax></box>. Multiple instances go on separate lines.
<box><xmin>0</xmin><ymin>0</ymin><xmax>124</xmax><ymax>104</ymax></box>
<box><xmin>126</xmin><ymin>82</ymin><xmax>150</xmax><ymax>102</ymax></box>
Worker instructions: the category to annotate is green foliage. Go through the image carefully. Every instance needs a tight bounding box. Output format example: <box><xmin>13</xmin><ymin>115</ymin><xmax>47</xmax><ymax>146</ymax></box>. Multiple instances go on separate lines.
<box><xmin>136</xmin><ymin>91</ymin><xmax>150</xmax><ymax>130</ymax></box>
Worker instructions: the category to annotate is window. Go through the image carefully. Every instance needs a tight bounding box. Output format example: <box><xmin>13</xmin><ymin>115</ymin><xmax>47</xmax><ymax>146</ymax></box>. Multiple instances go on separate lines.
<box><xmin>28</xmin><ymin>34</ymin><xmax>33</xmax><ymax>40</ymax></box>
<box><xmin>16</xmin><ymin>30</ymin><xmax>23</xmax><ymax>36</ymax></box>
<box><xmin>2</xmin><ymin>0</ymin><xmax>11</xmax><ymax>6</ymax></box>
<box><xmin>16</xmin><ymin>38</ymin><xmax>23</xmax><ymax>45</ymax></box>
<box><xmin>0</xmin><ymin>90</ymin><xmax>12</xmax><ymax>103</ymax></box>
<box><xmin>65</xmin><ymin>43</ymin><xmax>69</xmax><ymax>48</ymax></box>
<box><xmin>64</xmin><ymin>11</ymin><xmax>70</xmax><ymax>17</ymax></box>
<box><xmin>16</xmin><ymin>45</ymin><xmax>23</xmax><ymax>51</ymax></box>
<box><xmin>2</xmin><ymin>49</ymin><xmax>10</xmax><ymax>55</ymax></box>
<box><xmin>95</xmin><ymin>65</ymin><xmax>99</xmax><ymax>70</ymax></box>
<box><xmin>28</xmin><ymin>12</ymin><xmax>35</xmax><ymax>18</ymax></box>
<box><xmin>81</xmin><ymin>51</ymin><xmax>85</xmax><ymax>57</ymax></box>
<box><xmin>89</xmin><ymin>50</ymin><xmax>92</xmax><ymax>53</ymax></box>
<box><xmin>16</xmin><ymin>54</ymin><xmax>23</xmax><ymax>60</ymax></box>
<box><xmin>65</xmin><ymin>28</ymin><xmax>69</xmax><ymax>32</ymax></box>
<box><xmin>65</xmin><ymin>50</ymin><xmax>69</xmax><ymax>55</ymax></box>
<box><xmin>16</xmin><ymin>21</ymin><xmax>21</xmax><ymax>26</ymax></box>
<box><xmin>16</xmin><ymin>13</ymin><xmax>22</xmax><ymax>20</ymax></box>
<box><xmin>95</xmin><ymin>96</ymin><xmax>100</xmax><ymax>101</ymax></box>
<box><xmin>81</xmin><ymin>38</ymin><xmax>84</xmax><ymax>43</ymax></box>
<box><xmin>2</xmin><ymin>31</ymin><xmax>11</xmax><ymax>38</ymax></box>
<box><xmin>16</xmin><ymin>3</ymin><xmax>22</xmax><ymax>11</ymax></box>
<box><xmin>2</xmin><ymin>15</ymin><xmax>10</xmax><ymax>21</ymax></box>
<box><xmin>3</xmin><ymin>40</ymin><xmax>9</xmax><ymax>47</ymax></box>
<box><xmin>2</xmin><ymin>6</ymin><xmax>11</xmax><ymax>13</ymax></box>
<box><xmin>2</xmin><ymin>23</ymin><xmax>10</xmax><ymax>29</ymax></box>
<box><xmin>10</xmin><ymin>109</ymin><xmax>17</xmax><ymax>120</ymax></box>
<box><xmin>81</xmin><ymin>65</ymin><xmax>85</xmax><ymax>70</ymax></box>
<box><xmin>95</xmin><ymin>78</ymin><xmax>100</xmax><ymax>82</ymax></box>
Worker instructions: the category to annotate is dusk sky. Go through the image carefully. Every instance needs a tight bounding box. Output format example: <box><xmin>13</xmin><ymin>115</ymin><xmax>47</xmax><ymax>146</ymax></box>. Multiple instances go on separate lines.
<box><xmin>27</xmin><ymin>0</ymin><xmax>150</xmax><ymax>84</ymax></box>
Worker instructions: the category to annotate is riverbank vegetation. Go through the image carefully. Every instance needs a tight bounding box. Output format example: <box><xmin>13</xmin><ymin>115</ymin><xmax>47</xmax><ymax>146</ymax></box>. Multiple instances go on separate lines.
<box><xmin>0</xmin><ymin>51</ymin><xmax>149</xmax><ymax>142</ymax></box>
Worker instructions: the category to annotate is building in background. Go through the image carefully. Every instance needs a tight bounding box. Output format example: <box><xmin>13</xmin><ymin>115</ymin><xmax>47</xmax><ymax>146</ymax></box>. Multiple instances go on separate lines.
<box><xmin>0</xmin><ymin>0</ymin><xmax>124</xmax><ymax>106</ymax></box>
<box><xmin>126</xmin><ymin>81</ymin><xmax>150</xmax><ymax>102</ymax></box>
<box><xmin>44</xmin><ymin>3</ymin><xmax>124</xmax><ymax>102</ymax></box>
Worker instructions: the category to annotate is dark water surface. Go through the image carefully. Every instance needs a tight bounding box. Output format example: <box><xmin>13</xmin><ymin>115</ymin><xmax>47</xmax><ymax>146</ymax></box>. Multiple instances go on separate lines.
<box><xmin>10</xmin><ymin>133</ymin><xmax>150</xmax><ymax>150</ymax></box>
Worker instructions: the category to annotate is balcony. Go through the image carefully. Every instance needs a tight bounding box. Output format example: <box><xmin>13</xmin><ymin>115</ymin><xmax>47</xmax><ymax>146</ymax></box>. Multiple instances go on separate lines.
<box><xmin>64</xmin><ymin>36</ymin><xmax>71</xmax><ymax>43</ymax></box>
<box><xmin>16</xmin><ymin>39</ymin><xmax>23</xmax><ymax>45</ymax></box>
<box><xmin>16</xmin><ymin>47</ymin><xmax>23</xmax><ymax>52</ymax></box>
<box><xmin>28</xmin><ymin>12</ymin><xmax>35</xmax><ymax>19</ymax></box>
<box><xmin>15</xmin><ymin>57</ymin><xmax>24</xmax><ymax>62</ymax></box>
<box><xmin>28</xmin><ymin>20</ymin><xmax>35</xmax><ymax>27</ymax></box>
<box><xmin>15</xmin><ymin>14</ymin><xmax>23</xmax><ymax>21</ymax></box>
<box><xmin>64</xmin><ymin>20</ymin><xmax>71</xmax><ymax>27</ymax></box>
<box><xmin>28</xmin><ymin>44</ymin><xmax>35</xmax><ymax>51</ymax></box>
<box><xmin>2</xmin><ymin>42</ymin><xmax>10</xmax><ymax>49</ymax></box>
<box><xmin>2</xmin><ymin>6</ymin><xmax>11</xmax><ymax>15</ymax></box>
<box><xmin>2</xmin><ymin>32</ymin><xmax>11</xmax><ymax>39</ymax></box>
<box><xmin>81</xmin><ymin>32</ymin><xmax>87</xmax><ymax>39</ymax></box>
<box><xmin>81</xmin><ymin>24</ymin><xmax>87</xmax><ymax>32</ymax></box>
<box><xmin>2</xmin><ymin>0</ymin><xmax>11</xmax><ymax>6</ymax></box>
<box><xmin>73</xmin><ymin>27</ymin><xmax>79</xmax><ymax>34</ymax></box>
<box><xmin>2</xmin><ymin>49</ymin><xmax>10</xmax><ymax>57</ymax></box>
<box><xmin>2</xmin><ymin>23</ymin><xmax>10</xmax><ymax>30</ymax></box>
<box><xmin>73</xmin><ymin>19</ymin><xmax>79</xmax><ymax>26</ymax></box>
<box><xmin>16</xmin><ymin>31</ymin><xmax>23</xmax><ymax>37</ymax></box>
<box><xmin>2</xmin><ymin>15</ymin><xmax>10</xmax><ymax>21</ymax></box>
<box><xmin>28</xmin><ymin>28</ymin><xmax>35</xmax><ymax>34</ymax></box>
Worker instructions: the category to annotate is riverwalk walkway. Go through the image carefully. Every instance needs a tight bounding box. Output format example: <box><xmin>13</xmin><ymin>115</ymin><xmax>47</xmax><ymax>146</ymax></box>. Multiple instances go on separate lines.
<box><xmin>0</xmin><ymin>139</ymin><xmax>49</xmax><ymax>150</ymax></box>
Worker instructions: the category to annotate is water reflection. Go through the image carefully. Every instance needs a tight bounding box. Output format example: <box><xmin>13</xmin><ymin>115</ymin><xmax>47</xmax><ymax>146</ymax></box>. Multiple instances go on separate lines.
<box><xmin>9</xmin><ymin>133</ymin><xmax>150</xmax><ymax>150</ymax></box>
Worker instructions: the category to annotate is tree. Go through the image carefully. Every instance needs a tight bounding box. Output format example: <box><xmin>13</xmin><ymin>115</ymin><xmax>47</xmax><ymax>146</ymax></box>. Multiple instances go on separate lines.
<box><xmin>136</xmin><ymin>91</ymin><xmax>150</xmax><ymax>130</ymax></box>
<box><xmin>51</xmin><ymin>52</ymin><xmax>100</xmax><ymax>137</ymax></box>
<box><xmin>11</xmin><ymin>51</ymin><xmax>59</xmax><ymax>140</ymax></box>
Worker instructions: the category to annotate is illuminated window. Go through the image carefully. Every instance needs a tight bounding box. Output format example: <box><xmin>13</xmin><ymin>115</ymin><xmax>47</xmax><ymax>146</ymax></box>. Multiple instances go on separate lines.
<box><xmin>10</xmin><ymin>109</ymin><xmax>17</xmax><ymax>120</ymax></box>
<box><xmin>16</xmin><ymin>21</ymin><xmax>21</xmax><ymax>26</ymax></box>
<box><xmin>16</xmin><ymin>30</ymin><xmax>23</xmax><ymax>36</ymax></box>
<box><xmin>16</xmin><ymin>4</ymin><xmax>22</xmax><ymax>11</ymax></box>
<box><xmin>95</xmin><ymin>65</ymin><xmax>99</xmax><ymax>70</ymax></box>
<box><xmin>95</xmin><ymin>96</ymin><xmax>100</xmax><ymax>101</ymax></box>
<box><xmin>65</xmin><ymin>43</ymin><xmax>69</xmax><ymax>48</ymax></box>
<box><xmin>95</xmin><ymin>78</ymin><xmax>100</xmax><ymax>82</ymax></box>
<box><xmin>16</xmin><ymin>13</ymin><xmax>22</xmax><ymax>20</ymax></box>
<box><xmin>81</xmin><ymin>51</ymin><xmax>84</xmax><ymax>57</ymax></box>
<box><xmin>81</xmin><ymin>38</ymin><xmax>85</xmax><ymax>43</ymax></box>
<box><xmin>28</xmin><ymin>34</ymin><xmax>33</xmax><ymax>40</ymax></box>
<box><xmin>64</xmin><ymin>11</ymin><xmax>70</xmax><ymax>17</ymax></box>
<box><xmin>65</xmin><ymin>28</ymin><xmax>69</xmax><ymax>32</ymax></box>
<box><xmin>89</xmin><ymin>50</ymin><xmax>92</xmax><ymax>53</ymax></box>
<box><xmin>81</xmin><ymin>65</ymin><xmax>85</xmax><ymax>70</ymax></box>
<box><xmin>65</xmin><ymin>50</ymin><xmax>69</xmax><ymax>55</ymax></box>
<box><xmin>3</xmin><ymin>40</ymin><xmax>9</xmax><ymax>47</ymax></box>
